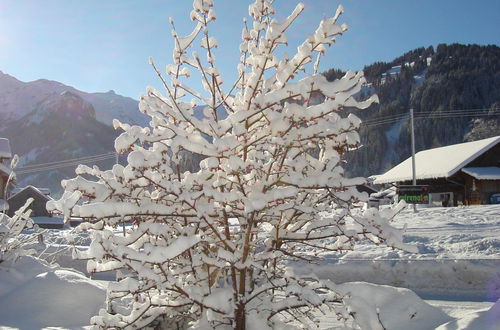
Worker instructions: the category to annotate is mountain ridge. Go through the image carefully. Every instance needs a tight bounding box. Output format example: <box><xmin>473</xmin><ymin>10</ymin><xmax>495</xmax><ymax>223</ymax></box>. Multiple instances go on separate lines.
<box><xmin>0</xmin><ymin>70</ymin><xmax>147</xmax><ymax>127</ymax></box>
<box><xmin>1</xmin><ymin>43</ymin><xmax>499</xmax><ymax>195</ymax></box>
<box><xmin>332</xmin><ymin>43</ymin><xmax>500</xmax><ymax>177</ymax></box>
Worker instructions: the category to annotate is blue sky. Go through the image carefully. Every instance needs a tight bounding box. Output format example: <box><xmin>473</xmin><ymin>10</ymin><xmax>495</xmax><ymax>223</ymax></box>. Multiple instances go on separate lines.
<box><xmin>1</xmin><ymin>0</ymin><xmax>499</xmax><ymax>99</ymax></box>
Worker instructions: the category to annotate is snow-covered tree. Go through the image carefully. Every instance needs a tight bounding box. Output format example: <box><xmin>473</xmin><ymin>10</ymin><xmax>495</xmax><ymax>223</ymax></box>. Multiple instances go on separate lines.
<box><xmin>0</xmin><ymin>198</ymin><xmax>35</xmax><ymax>263</ymax></box>
<box><xmin>49</xmin><ymin>1</ymin><xmax>416</xmax><ymax>328</ymax></box>
<box><xmin>1</xmin><ymin>155</ymin><xmax>36</xmax><ymax>263</ymax></box>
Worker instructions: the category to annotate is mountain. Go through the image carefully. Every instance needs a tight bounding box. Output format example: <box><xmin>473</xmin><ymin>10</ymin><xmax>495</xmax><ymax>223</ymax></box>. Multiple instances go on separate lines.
<box><xmin>1</xmin><ymin>43</ymin><xmax>499</xmax><ymax>195</ymax></box>
<box><xmin>30</xmin><ymin>91</ymin><xmax>96</xmax><ymax>121</ymax></box>
<box><xmin>327</xmin><ymin>44</ymin><xmax>500</xmax><ymax>178</ymax></box>
<box><xmin>0</xmin><ymin>91</ymin><xmax>119</xmax><ymax>195</ymax></box>
<box><xmin>0</xmin><ymin>72</ymin><xmax>145</xmax><ymax>196</ymax></box>
<box><xmin>0</xmin><ymin>71</ymin><xmax>147</xmax><ymax>127</ymax></box>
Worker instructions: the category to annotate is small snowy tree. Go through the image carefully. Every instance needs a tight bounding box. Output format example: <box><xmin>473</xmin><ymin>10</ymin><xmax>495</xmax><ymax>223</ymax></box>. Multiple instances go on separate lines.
<box><xmin>0</xmin><ymin>156</ymin><xmax>36</xmax><ymax>263</ymax></box>
<box><xmin>0</xmin><ymin>198</ymin><xmax>35</xmax><ymax>263</ymax></box>
<box><xmin>49</xmin><ymin>1</ymin><xmax>416</xmax><ymax>328</ymax></box>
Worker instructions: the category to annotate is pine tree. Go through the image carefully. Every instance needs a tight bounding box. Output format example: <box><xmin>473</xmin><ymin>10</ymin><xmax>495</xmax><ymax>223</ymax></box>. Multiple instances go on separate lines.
<box><xmin>49</xmin><ymin>1</ymin><xmax>415</xmax><ymax>328</ymax></box>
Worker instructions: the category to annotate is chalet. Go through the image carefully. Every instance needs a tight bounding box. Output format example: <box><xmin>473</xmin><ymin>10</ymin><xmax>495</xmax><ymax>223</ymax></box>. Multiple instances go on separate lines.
<box><xmin>0</xmin><ymin>138</ymin><xmax>12</xmax><ymax>212</ymax></box>
<box><xmin>374</xmin><ymin>136</ymin><xmax>500</xmax><ymax>206</ymax></box>
<box><xmin>7</xmin><ymin>185</ymin><xmax>52</xmax><ymax>218</ymax></box>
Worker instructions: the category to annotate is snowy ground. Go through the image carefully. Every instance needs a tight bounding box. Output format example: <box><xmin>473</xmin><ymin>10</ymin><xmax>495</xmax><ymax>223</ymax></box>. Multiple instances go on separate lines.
<box><xmin>314</xmin><ymin>298</ymin><xmax>495</xmax><ymax>329</ymax></box>
<box><xmin>292</xmin><ymin>204</ymin><xmax>500</xmax><ymax>302</ymax></box>
<box><xmin>1</xmin><ymin>204</ymin><xmax>499</xmax><ymax>329</ymax></box>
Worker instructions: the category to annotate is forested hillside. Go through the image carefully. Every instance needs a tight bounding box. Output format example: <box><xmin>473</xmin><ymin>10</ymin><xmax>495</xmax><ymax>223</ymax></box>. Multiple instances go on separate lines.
<box><xmin>1</xmin><ymin>44</ymin><xmax>498</xmax><ymax>195</ymax></box>
<box><xmin>335</xmin><ymin>44</ymin><xmax>500</xmax><ymax>177</ymax></box>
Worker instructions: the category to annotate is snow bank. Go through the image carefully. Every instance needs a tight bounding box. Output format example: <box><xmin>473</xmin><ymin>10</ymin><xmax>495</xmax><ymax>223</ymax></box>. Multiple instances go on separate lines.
<box><xmin>293</xmin><ymin>258</ymin><xmax>500</xmax><ymax>301</ymax></box>
<box><xmin>292</xmin><ymin>205</ymin><xmax>500</xmax><ymax>301</ymax></box>
<box><xmin>436</xmin><ymin>299</ymin><xmax>500</xmax><ymax>330</ymax></box>
<box><xmin>337</xmin><ymin>282</ymin><xmax>452</xmax><ymax>330</ymax></box>
<box><xmin>0</xmin><ymin>256</ymin><xmax>105</xmax><ymax>329</ymax></box>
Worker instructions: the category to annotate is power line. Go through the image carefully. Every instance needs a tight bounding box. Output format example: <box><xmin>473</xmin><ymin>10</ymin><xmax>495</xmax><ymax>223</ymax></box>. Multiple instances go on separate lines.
<box><xmin>364</xmin><ymin>112</ymin><xmax>499</xmax><ymax>128</ymax></box>
<box><xmin>364</xmin><ymin>109</ymin><xmax>496</xmax><ymax>125</ymax></box>
<box><xmin>16</xmin><ymin>153</ymin><xmax>116</xmax><ymax>175</ymax></box>
<box><xmin>363</xmin><ymin>108</ymin><xmax>499</xmax><ymax>127</ymax></box>
<box><xmin>12</xmin><ymin>107</ymin><xmax>500</xmax><ymax>175</ymax></box>
<box><xmin>18</xmin><ymin>152</ymin><xmax>116</xmax><ymax>169</ymax></box>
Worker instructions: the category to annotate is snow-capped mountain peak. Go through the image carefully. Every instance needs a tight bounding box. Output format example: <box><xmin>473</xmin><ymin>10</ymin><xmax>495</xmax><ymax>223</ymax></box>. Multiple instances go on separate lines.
<box><xmin>0</xmin><ymin>71</ymin><xmax>147</xmax><ymax>127</ymax></box>
<box><xmin>33</xmin><ymin>91</ymin><xmax>96</xmax><ymax>121</ymax></box>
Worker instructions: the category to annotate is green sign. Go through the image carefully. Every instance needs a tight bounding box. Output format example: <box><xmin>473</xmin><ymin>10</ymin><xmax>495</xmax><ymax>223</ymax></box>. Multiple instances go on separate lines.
<box><xmin>398</xmin><ymin>185</ymin><xmax>430</xmax><ymax>204</ymax></box>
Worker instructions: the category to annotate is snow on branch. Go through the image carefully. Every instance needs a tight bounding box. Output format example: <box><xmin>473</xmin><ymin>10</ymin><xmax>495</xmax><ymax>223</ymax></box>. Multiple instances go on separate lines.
<box><xmin>48</xmin><ymin>1</ymin><xmax>415</xmax><ymax>329</ymax></box>
<box><xmin>0</xmin><ymin>198</ymin><xmax>36</xmax><ymax>263</ymax></box>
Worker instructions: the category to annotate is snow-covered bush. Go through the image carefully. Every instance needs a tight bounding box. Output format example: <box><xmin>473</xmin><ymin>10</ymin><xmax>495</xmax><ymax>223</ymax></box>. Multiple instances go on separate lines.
<box><xmin>0</xmin><ymin>198</ymin><xmax>35</xmax><ymax>263</ymax></box>
<box><xmin>49</xmin><ymin>1</ymin><xmax>416</xmax><ymax>328</ymax></box>
<box><xmin>0</xmin><ymin>154</ymin><xmax>37</xmax><ymax>263</ymax></box>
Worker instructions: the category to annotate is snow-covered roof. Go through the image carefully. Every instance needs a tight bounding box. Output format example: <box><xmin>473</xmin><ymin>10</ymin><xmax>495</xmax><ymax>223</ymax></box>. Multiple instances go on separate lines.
<box><xmin>367</xmin><ymin>175</ymin><xmax>380</xmax><ymax>183</ymax></box>
<box><xmin>374</xmin><ymin>136</ymin><xmax>500</xmax><ymax>184</ymax></box>
<box><xmin>0</xmin><ymin>138</ymin><xmax>12</xmax><ymax>159</ymax></box>
<box><xmin>9</xmin><ymin>185</ymin><xmax>52</xmax><ymax>201</ymax></box>
<box><xmin>370</xmin><ymin>186</ymin><xmax>396</xmax><ymax>199</ymax></box>
<box><xmin>462</xmin><ymin>167</ymin><xmax>500</xmax><ymax>180</ymax></box>
<box><xmin>10</xmin><ymin>186</ymin><xmax>51</xmax><ymax>197</ymax></box>
<box><xmin>32</xmin><ymin>216</ymin><xmax>64</xmax><ymax>225</ymax></box>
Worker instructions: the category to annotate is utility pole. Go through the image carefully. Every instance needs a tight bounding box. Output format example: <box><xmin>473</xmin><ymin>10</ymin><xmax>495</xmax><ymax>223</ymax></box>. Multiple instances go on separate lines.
<box><xmin>410</xmin><ymin>108</ymin><xmax>417</xmax><ymax>213</ymax></box>
<box><xmin>116</xmin><ymin>152</ymin><xmax>126</xmax><ymax>237</ymax></box>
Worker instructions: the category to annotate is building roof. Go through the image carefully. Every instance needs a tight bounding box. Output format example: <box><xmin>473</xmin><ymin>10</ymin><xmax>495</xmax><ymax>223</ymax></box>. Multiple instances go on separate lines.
<box><xmin>355</xmin><ymin>184</ymin><xmax>378</xmax><ymax>195</ymax></box>
<box><xmin>374</xmin><ymin>136</ymin><xmax>500</xmax><ymax>184</ymax></box>
<box><xmin>8</xmin><ymin>185</ymin><xmax>52</xmax><ymax>201</ymax></box>
<box><xmin>32</xmin><ymin>216</ymin><xmax>64</xmax><ymax>225</ymax></box>
<box><xmin>10</xmin><ymin>186</ymin><xmax>51</xmax><ymax>197</ymax></box>
<box><xmin>0</xmin><ymin>138</ymin><xmax>12</xmax><ymax>159</ymax></box>
<box><xmin>462</xmin><ymin>167</ymin><xmax>500</xmax><ymax>180</ymax></box>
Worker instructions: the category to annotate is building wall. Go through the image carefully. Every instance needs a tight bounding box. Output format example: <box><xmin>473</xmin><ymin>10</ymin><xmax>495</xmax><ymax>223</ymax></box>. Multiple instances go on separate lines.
<box><xmin>0</xmin><ymin>175</ymin><xmax>4</xmax><ymax>198</ymax></box>
<box><xmin>466</xmin><ymin>144</ymin><xmax>500</xmax><ymax>168</ymax></box>
<box><xmin>397</xmin><ymin>178</ymin><xmax>466</xmax><ymax>206</ymax></box>
<box><xmin>463</xmin><ymin>174</ymin><xmax>500</xmax><ymax>204</ymax></box>
<box><xmin>397</xmin><ymin>175</ymin><xmax>500</xmax><ymax>205</ymax></box>
<box><xmin>479</xmin><ymin>180</ymin><xmax>500</xmax><ymax>204</ymax></box>
<box><xmin>461</xmin><ymin>144</ymin><xmax>500</xmax><ymax>204</ymax></box>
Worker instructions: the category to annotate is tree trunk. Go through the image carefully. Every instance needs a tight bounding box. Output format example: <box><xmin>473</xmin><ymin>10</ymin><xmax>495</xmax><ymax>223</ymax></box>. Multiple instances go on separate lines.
<box><xmin>234</xmin><ymin>303</ymin><xmax>246</xmax><ymax>330</ymax></box>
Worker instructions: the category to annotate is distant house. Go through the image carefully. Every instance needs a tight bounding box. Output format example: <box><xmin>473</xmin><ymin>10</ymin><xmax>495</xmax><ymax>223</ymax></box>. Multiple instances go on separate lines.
<box><xmin>0</xmin><ymin>138</ymin><xmax>13</xmax><ymax>212</ymax></box>
<box><xmin>374</xmin><ymin>136</ymin><xmax>500</xmax><ymax>206</ymax></box>
<box><xmin>7</xmin><ymin>185</ymin><xmax>52</xmax><ymax>218</ymax></box>
<box><xmin>7</xmin><ymin>186</ymin><xmax>69</xmax><ymax>229</ymax></box>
